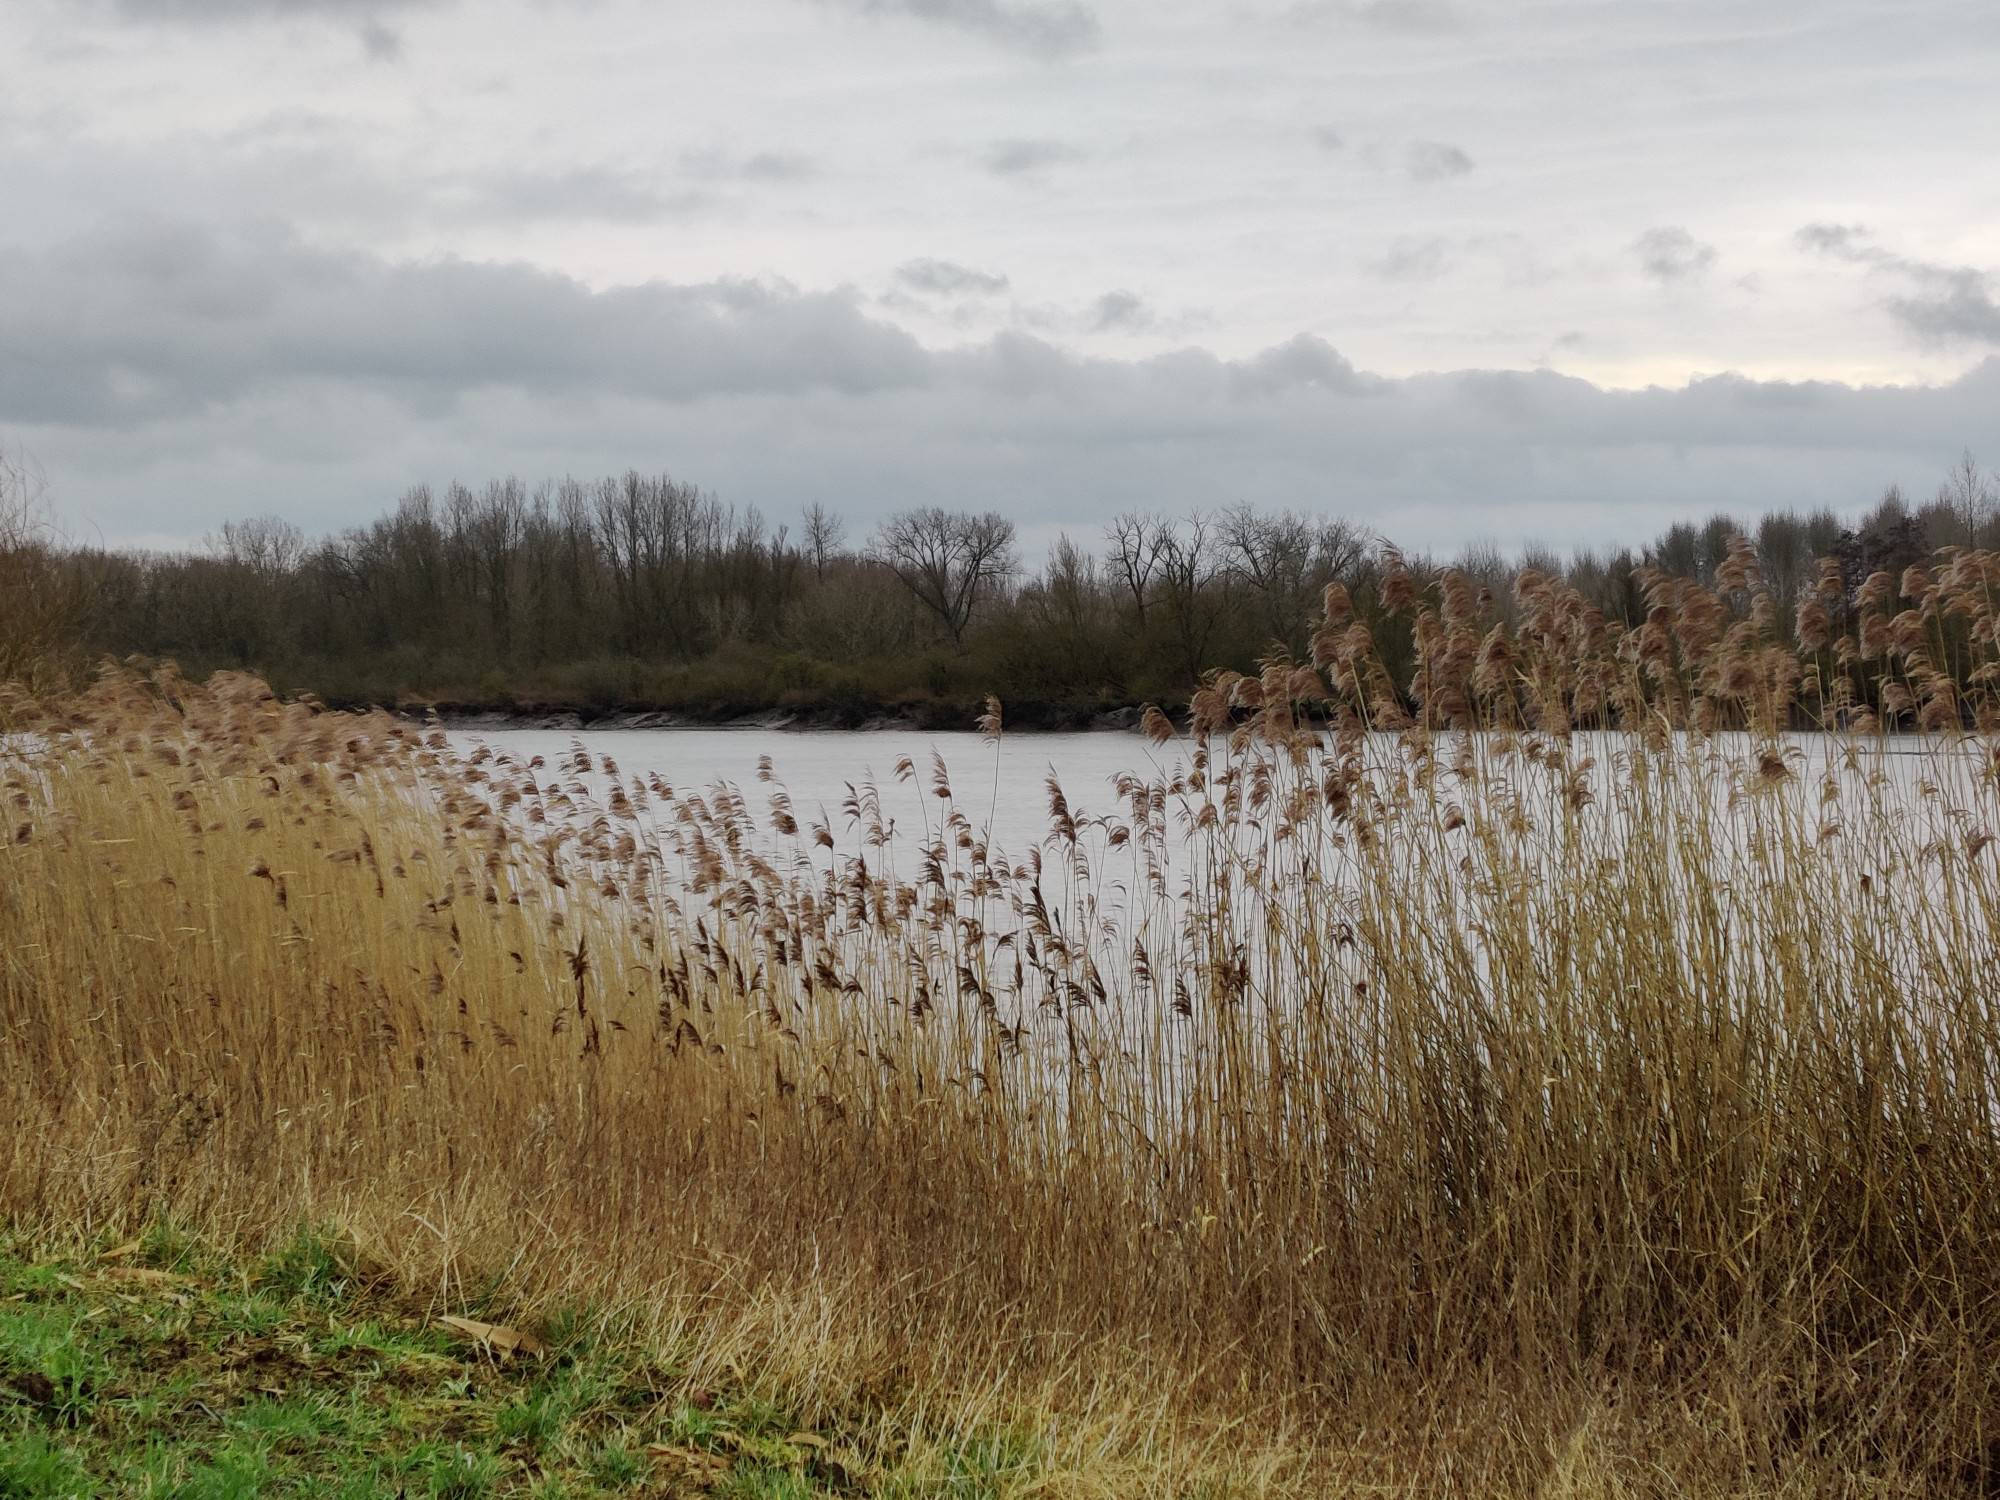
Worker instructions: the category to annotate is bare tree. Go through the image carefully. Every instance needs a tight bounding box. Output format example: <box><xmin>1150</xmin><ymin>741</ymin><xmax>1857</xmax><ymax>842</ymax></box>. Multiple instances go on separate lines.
<box><xmin>1022</xmin><ymin>535</ymin><xmax>1107</xmax><ymax>661</ymax></box>
<box><xmin>591</xmin><ymin>471</ymin><xmax>717</xmax><ymax>655</ymax></box>
<box><xmin>213</xmin><ymin>515</ymin><xmax>307</xmax><ymax>580</ymax></box>
<box><xmin>803</xmin><ymin>503</ymin><xmax>846</xmax><ymax>582</ymax></box>
<box><xmin>200</xmin><ymin>514</ymin><xmax>310</xmax><ymax>664</ymax></box>
<box><xmin>873</xmin><ymin>507</ymin><xmax>1018</xmax><ymax>646</ymax></box>
<box><xmin>1155</xmin><ymin>513</ymin><xmax>1224</xmax><ymax>683</ymax></box>
<box><xmin>1939</xmin><ymin>449</ymin><xmax>1996</xmax><ymax>548</ymax></box>
<box><xmin>1106</xmin><ymin>512</ymin><xmax>1168</xmax><ymax>628</ymax></box>
<box><xmin>1754</xmin><ymin>510</ymin><xmax>1821</xmax><ymax>612</ymax></box>
<box><xmin>1219</xmin><ymin>505</ymin><xmax>1369</xmax><ymax>656</ymax></box>
<box><xmin>467</xmin><ymin>479</ymin><xmax>527</xmax><ymax>657</ymax></box>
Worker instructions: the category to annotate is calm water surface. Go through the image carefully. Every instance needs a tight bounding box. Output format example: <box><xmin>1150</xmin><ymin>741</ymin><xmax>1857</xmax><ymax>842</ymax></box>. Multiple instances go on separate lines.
<box><xmin>449</xmin><ymin>727</ymin><xmax>1171</xmax><ymax>859</ymax></box>
<box><xmin>443</xmin><ymin>726</ymin><xmax>1988</xmax><ymax>1017</ymax></box>
<box><xmin>446</xmin><ymin>725</ymin><xmax>1972</xmax><ymax>898</ymax></box>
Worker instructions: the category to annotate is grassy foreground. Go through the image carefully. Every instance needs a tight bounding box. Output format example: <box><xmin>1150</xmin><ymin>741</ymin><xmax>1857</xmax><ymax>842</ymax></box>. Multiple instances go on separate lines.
<box><xmin>0</xmin><ymin>1225</ymin><xmax>1041</xmax><ymax>1498</ymax></box>
<box><xmin>8</xmin><ymin>540</ymin><xmax>2000</xmax><ymax>1494</ymax></box>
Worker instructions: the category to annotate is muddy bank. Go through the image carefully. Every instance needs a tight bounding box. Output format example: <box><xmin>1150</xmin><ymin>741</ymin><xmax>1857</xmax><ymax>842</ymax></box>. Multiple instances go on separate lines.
<box><xmin>384</xmin><ymin>701</ymin><xmax>1149</xmax><ymax>735</ymax></box>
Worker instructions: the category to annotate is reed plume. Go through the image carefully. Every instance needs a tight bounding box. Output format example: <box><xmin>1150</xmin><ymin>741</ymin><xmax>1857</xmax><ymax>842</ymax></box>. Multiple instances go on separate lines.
<box><xmin>6</xmin><ymin>541</ymin><xmax>2000</xmax><ymax>1493</ymax></box>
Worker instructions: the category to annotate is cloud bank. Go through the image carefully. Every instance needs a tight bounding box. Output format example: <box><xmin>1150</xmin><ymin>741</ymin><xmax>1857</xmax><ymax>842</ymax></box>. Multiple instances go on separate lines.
<box><xmin>6</xmin><ymin>218</ymin><xmax>1995</xmax><ymax>552</ymax></box>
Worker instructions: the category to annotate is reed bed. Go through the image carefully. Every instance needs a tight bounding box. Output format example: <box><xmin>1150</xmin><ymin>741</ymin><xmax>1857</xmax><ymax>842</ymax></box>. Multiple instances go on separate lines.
<box><xmin>5</xmin><ymin>542</ymin><xmax>2000</xmax><ymax>1494</ymax></box>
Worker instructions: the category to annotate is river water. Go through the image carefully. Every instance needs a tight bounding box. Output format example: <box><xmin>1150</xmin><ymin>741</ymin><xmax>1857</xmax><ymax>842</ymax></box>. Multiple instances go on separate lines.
<box><xmin>444</xmin><ymin>722</ymin><xmax>1985</xmax><ymax>931</ymax></box>
<box><xmin>448</xmin><ymin>726</ymin><xmax>1968</xmax><ymax>847</ymax></box>
<box><xmin>448</xmin><ymin>726</ymin><xmax>1166</xmax><ymax>862</ymax></box>
<box><xmin>442</xmin><ymin>724</ymin><xmax>1996</xmax><ymax>1062</ymax></box>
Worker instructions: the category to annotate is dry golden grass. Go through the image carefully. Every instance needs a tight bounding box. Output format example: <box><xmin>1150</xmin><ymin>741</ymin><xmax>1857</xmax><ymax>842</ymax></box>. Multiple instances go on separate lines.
<box><xmin>5</xmin><ymin>541</ymin><xmax>2000</xmax><ymax>1494</ymax></box>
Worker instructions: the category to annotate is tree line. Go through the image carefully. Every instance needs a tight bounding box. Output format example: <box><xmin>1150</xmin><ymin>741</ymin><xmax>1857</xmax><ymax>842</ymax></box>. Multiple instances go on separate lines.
<box><xmin>20</xmin><ymin>452</ymin><xmax>2000</xmax><ymax>726</ymax></box>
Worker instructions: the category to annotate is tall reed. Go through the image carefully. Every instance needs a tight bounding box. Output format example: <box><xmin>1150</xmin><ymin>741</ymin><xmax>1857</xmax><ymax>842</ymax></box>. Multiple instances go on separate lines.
<box><xmin>5</xmin><ymin>541</ymin><xmax>2000</xmax><ymax>1493</ymax></box>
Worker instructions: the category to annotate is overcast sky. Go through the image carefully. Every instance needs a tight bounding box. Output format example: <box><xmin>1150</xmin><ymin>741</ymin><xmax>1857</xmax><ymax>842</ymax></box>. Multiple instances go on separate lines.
<box><xmin>5</xmin><ymin>0</ymin><xmax>1999</xmax><ymax>555</ymax></box>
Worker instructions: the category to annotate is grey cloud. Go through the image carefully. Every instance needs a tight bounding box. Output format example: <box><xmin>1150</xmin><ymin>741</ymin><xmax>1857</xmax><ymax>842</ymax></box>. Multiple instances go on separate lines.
<box><xmin>215</xmin><ymin>109</ymin><xmax>358</xmax><ymax>150</ymax></box>
<box><xmin>949</xmin><ymin>329</ymin><xmax>1086</xmax><ymax>397</ymax></box>
<box><xmin>681</xmin><ymin>149</ymin><xmax>820</xmax><ymax>183</ymax></box>
<box><xmin>1228</xmin><ymin>334</ymin><xmax>1378</xmax><ymax>398</ymax></box>
<box><xmin>1633</xmin><ymin>226</ymin><xmax>1717</xmax><ymax>284</ymax></box>
<box><xmin>103</xmin><ymin>0</ymin><xmax>440</xmax><ymax>62</ymax></box>
<box><xmin>1889</xmin><ymin>273</ymin><xmax>2000</xmax><ymax>347</ymax></box>
<box><xmin>1311</xmin><ymin>126</ymin><xmax>1344</xmax><ymax>151</ymax></box>
<box><xmin>983</xmin><ymin>138</ymin><xmax>1084</xmax><ymax>175</ymax></box>
<box><xmin>1405</xmin><ymin>140</ymin><xmax>1473</xmax><ymax>181</ymax></box>
<box><xmin>1795</xmin><ymin>222</ymin><xmax>1876</xmax><ymax>261</ymax></box>
<box><xmin>1369</xmin><ymin>235</ymin><xmax>1450</xmax><ymax>282</ymax></box>
<box><xmin>821</xmin><ymin>0</ymin><xmax>1100</xmax><ymax>61</ymax></box>
<box><xmin>1796</xmin><ymin>224</ymin><xmax>2000</xmax><ymax>348</ymax></box>
<box><xmin>11</xmin><ymin>219</ymin><xmax>2000</xmax><ymax>558</ymax></box>
<box><xmin>0</xmin><ymin>118</ymin><xmax>804</xmax><ymax>249</ymax></box>
<box><xmin>1290</xmin><ymin>0</ymin><xmax>1463</xmax><ymax>32</ymax></box>
<box><xmin>447</xmin><ymin>166</ymin><xmax>704</xmax><ymax>226</ymax></box>
<box><xmin>0</xmin><ymin>218</ymin><xmax>930</xmax><ymax>427</ymax></box>
<box><xmin>326</xmin><ymin>148</ymin><xmax>814</xmax><ymax>231</ymax></box>
<box><xmin>110</xmin><ymin>0</ymin><xmax>439</xmax><ymax>17</ymax></box>
<box><xmin>740</xmin><ymin>152</ymin><xmax>818</xmax><ymax>182</ymax></box>
<box><xmin>357</xmin><ymin>19</ymin><xmax>402</xmax><ymax>59</ymax></box>
<box><xmin>1089</xmin><ymin>290</ymin><xmax>1153</xmax><ymax>333</ymax></box>
<box><xmin>3</xmin><ymin>122</ymin><xmax>691</xmax><ymax>239</ymax></box>
<box><xmin>1021</xmin><ymin>290</ymin><xmax>1207</xmax><ymax>339</ymax></box>
<box><xmin>894</xmin><ymin>258</ymin><xmax>1010</xmax><ymax>296</ymax></box>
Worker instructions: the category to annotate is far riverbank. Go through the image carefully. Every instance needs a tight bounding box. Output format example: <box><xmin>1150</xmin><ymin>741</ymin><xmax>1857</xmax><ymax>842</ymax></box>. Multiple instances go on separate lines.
<box><xmin>371</xmin><ymin>697</ymin><xmax>1148</xmax><ymax>735</ymax></box>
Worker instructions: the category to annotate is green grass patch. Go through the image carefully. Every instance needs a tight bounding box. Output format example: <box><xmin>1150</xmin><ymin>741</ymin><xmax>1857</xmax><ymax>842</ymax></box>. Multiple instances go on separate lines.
<box><xmin>0</xmin><ymin>1229</ymin><xmax>1060</xmax><ymax>1497</ymax></box>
